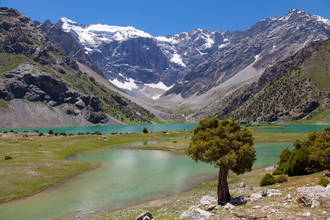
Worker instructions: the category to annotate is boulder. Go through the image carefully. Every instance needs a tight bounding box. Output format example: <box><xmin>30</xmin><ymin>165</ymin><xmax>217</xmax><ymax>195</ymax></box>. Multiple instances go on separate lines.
<box><xmin>230</xmin><ymin>196</ymin><xmax>248</xmax><ymax>206</ymax></box>
<box><xmin>266</xmin><ymin>189</ymin><xmax>282</xmax><ymax>197</ymax></box>
<box><xmin>85</xmin><ymin>111</ymin><xmax>108</xmax><ymax>124</ymax></box>
<box><xmin>75</xmin><ymin>99</ymin><xmax>86</xmax><ymax>109</ymax></box>
<box><xmin>199</xmin><ymin>195</ymin><xmax>217</xmax><ymax>209</ymax></box>
<box><xmin>239</xmin><ymin>182</ymin><xmax>246</xmax><ymax>188</ymax></box>
<box><xmin>24</xmin><ymin>84</ymin><xmax>46</xmax><ymax>101</ymax></box>
<box><xmin>249</xmin><ymin>192</ymin><xmax>263</xmax><ymax>202</ymax></box>
<box><xmin>265</xmin><ymin>164</ymin><xmax>279</xmax><ymax>172</ymax></box>
<box><xmin>224</xmin><ymin>203</ymin><xmax>235</xmax><ymax>210</ymax></box>
<box><xmin>296</xmin><ymin>185</ymin><xmax>330</xmax><ymax>208</ymax></box>
<box><xmin>180</xmin><ymin>206</ymin><xmax>213</xmax><ymax>220</ymax></box>
<box><xmin>136</xmin><ymin>211</ymin><xmax>154</xmax><ymax>220</ymax></box>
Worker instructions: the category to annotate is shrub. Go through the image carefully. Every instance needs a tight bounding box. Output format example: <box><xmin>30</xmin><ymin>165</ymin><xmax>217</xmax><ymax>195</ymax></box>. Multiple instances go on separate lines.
<box><xmin>276</xmin><ymin>175</ymin><xmax>288</xmax><ymax>183</ymax></box>
<box><xmin>92</xmin><ymin>131</ymin><xmax>102</xmax><ymax>135</ymax></box>
<box><xmin>48</xmin><ymin>130</ymin><xmax>54</xmax><ymax>135</ymax></box>
<box><xmin>260</xmin><ymin>173</ymin><xmax>277</xmax><ymax>186</ymax></box>
<box><xmin>142</xmin><ymin>127</ymin><xmax>148</xmax><ymax>133</ymax></box>
<box><xmin>274</xmin><ymin>128</ymin><xmax>330</xmax><ymax>176</ymax></box>
<box><xmin>38</xmin><ymin>133</ymin><xmax>44</xmax><ymax>136</ymax></box>
<box><xmin>273</xmin><ymin>147</ymin><xmax>291</xmax><ymax>175</ymax></box>
<box><xmin>4</xmin><ymin>155</ymin><xmax>12</xmax><ymax>160</ymax></box>
<box><xmin>60</xmin><ymin>131</ymin><xmax>66</xmax><ymax>136</ymax></box>
<box><xmin>318</xmin><ymin>177</ymin><xmax>330</xmax><ymax>187</ymax></box>
<box><xmin>34</xmin><ymin>130</ymin><xmax>39</xmax><ymax>133</ymax></box>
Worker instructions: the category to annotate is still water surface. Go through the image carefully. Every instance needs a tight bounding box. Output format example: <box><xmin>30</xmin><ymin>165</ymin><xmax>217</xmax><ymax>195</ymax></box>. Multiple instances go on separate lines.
<box><xmin>0</xmin><ymin>123</ymin><xmax>328</xmax><ymax>134</ymax></box>
<box><xmin>0</xmin><ymin>142</ymin><xmax>291</xmax><ymax>220</ymax></box>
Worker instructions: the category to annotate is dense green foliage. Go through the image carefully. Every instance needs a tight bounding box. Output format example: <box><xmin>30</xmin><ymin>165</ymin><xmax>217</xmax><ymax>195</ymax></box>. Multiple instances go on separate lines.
<box><xmin>273</xmin><ymin>128</ymin><xmax>330</xmax><ymax>176</ymax></box>
<box><xmin>142</xmin><ymin>127</ymin><xmax>149</xmax><ymax>133</ymax></box>
<box><xmin>275</xmin><ymin>175</ymin><xmax>288</xmax><ymax>183</ymax></box>
<box><xmin>186</xmin><ymin>119</ymin><xmax>256</xmax><ymax>173</ymax></box>
<box><xmin>260</xmin><ymin>173</ymin><xmax>277</xmax><ymax>186</ymax></box>
<box><xmin>318</xmin><ymin>176</ymin><xmax>330</xmax><ymax>187</ymax></box>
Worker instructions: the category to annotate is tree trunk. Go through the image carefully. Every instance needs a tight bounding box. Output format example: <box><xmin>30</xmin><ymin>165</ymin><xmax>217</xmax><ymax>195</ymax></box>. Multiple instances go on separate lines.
<box><xmin>217</xmin><ymin>167</ymin><xmax>231</xmax><ymax>205</ymax></box>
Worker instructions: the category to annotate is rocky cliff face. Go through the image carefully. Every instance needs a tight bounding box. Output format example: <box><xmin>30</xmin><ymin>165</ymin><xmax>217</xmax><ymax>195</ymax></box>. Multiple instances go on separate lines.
<box><xmin>0</xmin><ymin>7</ymin><xmax>155</xmax><ymax>127</ymax></box>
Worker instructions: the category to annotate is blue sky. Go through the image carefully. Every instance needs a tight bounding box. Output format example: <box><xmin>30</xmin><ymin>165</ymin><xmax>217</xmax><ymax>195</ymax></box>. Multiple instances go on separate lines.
<box><xmin>1</xmin><ymin>0</ymin><xmax>329</xmax><ymax>36</ymax></box>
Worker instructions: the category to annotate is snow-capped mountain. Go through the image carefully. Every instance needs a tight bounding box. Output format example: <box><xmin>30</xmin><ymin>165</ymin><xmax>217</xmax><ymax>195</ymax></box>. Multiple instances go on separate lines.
<box><xmin>42</xmin><ymin>9</ymin><xmax>330</xmax><ymax>104</ymax></box>
<box><xmin>47</xmin><ymin>18</ymin><xmax>228</xmax><ymax>99</ymax></box>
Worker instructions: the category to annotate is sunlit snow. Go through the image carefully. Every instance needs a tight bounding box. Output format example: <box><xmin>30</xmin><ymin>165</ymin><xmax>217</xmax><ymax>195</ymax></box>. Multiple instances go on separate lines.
<box><xmin>170</xmin><ymin>54</ymin><xmax>186</xmax><ymax>67</ymax></box>
<box><xmin>109</xmin><ymin>78</ymin><xmax>138</xmax><ymax>91</ymax></box>
<box><xmin>145</xmin><ymin>81</ymin><xmax>173</xmax><ymax>90</ymax></box>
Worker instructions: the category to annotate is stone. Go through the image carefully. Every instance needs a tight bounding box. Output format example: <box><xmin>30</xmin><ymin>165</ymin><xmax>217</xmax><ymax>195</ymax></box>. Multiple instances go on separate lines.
<box><xmin>223</xmin><ymin>203</ymin><xmax>235</xmax><ymax>210</ymax></box>
<box><xmin>75</xmin><ymin>99</ymin><xmax>86</xmax><ymax>109</ymax></box>
<box><xmin>296</xmin><ymin>185</ymin><xmax>330</xmax><ymax>208</ymax></box>
<box><xmin>230</xmin><ymin>196</ymin><xmax>248</xmax><ymax>206</ymax></box>
<box><xmin>265</xmin><ymin>164</ymin><xmax>279</xmax><ymax>172</ymax></box>
<box><xmin>267</xmin><ymin>189</ymin><xmax>282</xmax><ymax>197</ymax></box>
<box><xmin>199</xmin><ymin>196</ymin><xmax>217</xmax><ymax>207</ymax></box>
<box><xmin>311</xmin><ymin>199</ymin><xmax>320</xmax><ymax>208</ymax></box>
<box><xmin>253</xmin><ymin>205</ymin><xmax>261</xmax><ymax>209</ymax></box>
<box><xmin>239</xmin><ymin>182</ymin><xmax>246</xmax><ymax>188</ymax></box>
<box><xmin>180</xmin><ymin>205</ymin><xmax>213</xmax><ymax>220</ymax></box>
<box><xmin>302</xmin><ymin>212</ymin><xmax>311</xmax><ymax>217</ymax></box>
<box><xmin>286</xmin><ymin>193</ymin><xmax>292</xmax><ymax>200</ymax></box>
<box><xmin>136</xmin><ymin>211</ymin><xmax>154</xmax><ymax>220</ymax></box>
<box><xmin>249</xmin><ymin>192</ymin><xmax>263</xmax><ymax>202</ymax></box>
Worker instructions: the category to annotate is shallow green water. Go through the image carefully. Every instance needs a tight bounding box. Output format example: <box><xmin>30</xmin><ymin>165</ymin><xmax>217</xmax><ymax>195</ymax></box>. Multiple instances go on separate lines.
<box><xmin>0</xmin><ymin>123</ymin><xmax>328</xmax><ymax>134</ymax></box>
<box><xmin>0</xmin><ymin>142</ymin><xmax>290</xmax><ymax>220</ymax></box>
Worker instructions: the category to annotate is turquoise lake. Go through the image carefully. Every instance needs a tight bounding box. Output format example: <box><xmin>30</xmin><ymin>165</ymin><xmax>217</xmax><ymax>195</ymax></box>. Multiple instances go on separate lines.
<box><xmin>0</xmin><ymin>142</ymin><xmax>291</xmax><ymax>220</ymax></box>
<box><xmin>0</xmin><ymin>123</ymin><xmax>328</xmax><ymax>134</ymax></box>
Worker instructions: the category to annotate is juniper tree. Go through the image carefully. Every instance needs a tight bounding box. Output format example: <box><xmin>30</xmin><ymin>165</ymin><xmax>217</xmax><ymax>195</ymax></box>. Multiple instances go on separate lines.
<box><xmin>186</xmin><ymin>119</ymin><xmax>256</xmax><ymax>205</ymax></box>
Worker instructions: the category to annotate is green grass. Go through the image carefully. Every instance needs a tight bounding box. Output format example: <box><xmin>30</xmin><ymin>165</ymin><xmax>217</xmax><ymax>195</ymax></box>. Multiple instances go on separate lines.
<box><xmin>0</xmin><ymin>99</ymin><xmax>9</xmax><ymax>112</ymax></box>
<box><xmin>297</xmin><ymin>108</ymin><xmax>330</xmax><ymax>124</ymax></box>
<box><xmin>0</xmin><ymin>53</ymin><xmax>29</xmax><ymax>73</ymax></box>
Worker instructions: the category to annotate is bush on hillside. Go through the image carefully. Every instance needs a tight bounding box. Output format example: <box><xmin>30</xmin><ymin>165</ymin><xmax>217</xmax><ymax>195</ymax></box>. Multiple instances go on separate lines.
<box><xmin>142</xmin><ymin>127</ymin><xmax>148</xmax><ymax>133</ymax></box>
<box><xmin>48</xmin><ymin>130</ymin><xmax>54</xmax><ymax>135</ymax></box>
<box><xmin>318</xmin><ymin>176</ymin><xmax>330</xmax><ymax>187</ymax></box>
<box><xmin>273</xmin><ymin>128</ymin><xmax>330</xmax><ymax>176</ymax></box>
<box><xmin>4</xmin><ymin>155</ymin><xmax>12</xmax><ymax>160</ymax></box>
<box><xmin>273</xmin><ymin>147</ymin><xmax>291</xmax><ymax>175</ymax></box>
<box><xmin>275</xmin><ymin>175</ymin><xmax>288</xmax><ymax>183</ymax></box>
<box><xmin>260</xmin><ymin>173</ymin><xmax>277</xmax><ymax>186</ymax></box>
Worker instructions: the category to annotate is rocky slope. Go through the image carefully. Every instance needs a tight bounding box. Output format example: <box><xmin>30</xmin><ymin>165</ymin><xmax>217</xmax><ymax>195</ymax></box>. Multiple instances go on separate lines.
<box><xmin>0</xmin><ymin>7</ymin><xmax>155</xmax><ymax>127</ymax></box>
<box><xmin>167</xmin><ymin>9</ymin><xmax>330</xmax><ymax>98</ymax></box>
<box><xmin>213</xmin><ymin>39</ymin><xmax>330</xmax><ymax>123</ymax></box>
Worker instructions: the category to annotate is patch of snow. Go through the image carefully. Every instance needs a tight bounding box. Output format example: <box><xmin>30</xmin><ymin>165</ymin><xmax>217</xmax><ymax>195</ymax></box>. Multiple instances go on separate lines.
<box><xmin>109</xmin><ymin>78</ymin><xmax>138</xmax><ymax>91</ymax></box>
<box><xmin>313</xmin><ymin>15</ymin><xmax>330</xmax><ymax>25</ymax></box>
<box><xmin>171</xmin><ymin>53</ymin><xmax>186</xmax><ymax>67</ymax></box>
<box><xmin>60</xmin><ymin>17</ymin><xmax>153</xmax><ymax>49</ymax></box>
<box><xmin>201</xmin><ymin>34</ymin><xmax>214</xmax><ymax>49</ymax></box>
<box><xmin>155</xmin><ymin>36</ymin><xmax>178</xmax><ymax>44</ymax></box>
<box><xmin>254</xmin><ymin>54</ymin><xmax>260</xmax><ymax>61</ymax></box>
<box><xmin>218</xmin><ymin>43</ymin><xmax>230</xmax><ymax>49</ymax></box>
<box><xmin>223</xmin><ymin>38</ymin><xmax>229</xmax><ymax>42</ymax></box>
<box><xmin>151</xmin><ymin>95</ymin><xmax>161</xmax><ymax>100</ymax></box>
<box><xmin>145</xmin><ymin>81</ymin><xmax>173</xmax><ymax>90</ymax></box>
